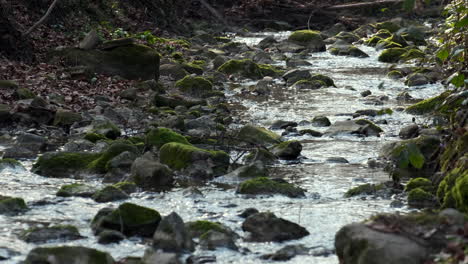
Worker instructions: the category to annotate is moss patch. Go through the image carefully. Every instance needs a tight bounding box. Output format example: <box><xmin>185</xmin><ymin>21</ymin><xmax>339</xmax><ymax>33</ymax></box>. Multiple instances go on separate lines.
<box><xmin>0</xmin><ymin>196</ymin><xmax>28</xmax><ymax>214</ymax></box>
<box><xmin>238</xmin><ymin>125</ymin><xmax>281</xmax><ymax>146</ymax></box>
<box><xmin>378</xmin><ymin>48</ymin><xmax>407</xmax><ymax>63</ymax></box>
<box><xmin>175</xmin><ymin>75</ymin><xmax>213</xmax><ymax>97</ymax></box>
<box><xmin>405</xmin><ymin>178</ymin><xmax>432</xmax><ymax>192</ymax></box>
<box><xmin>56</xmin><ymin>183</ymin><xmax>97</xmax><ymax>197</ymax></box>
<box><xmin>0</xmin><ymin>158</ymin><xmax>24</xmax><ymax>170</ymax></box>
<box><xmin>237</xmin><ymin>177</ymin><xmax>305</xmax><ymax>197</ymax></box>
<box><xmin>345</xmin><ymin>183</ymin><xmax>383</xmax><ymax>197</ymax></box>
<box><xmin>146</xmin><ymin>127</ymin><xmax>190</xmax><ymax>148</ymax></box>
<box><xmin>406</xmin><ymin>91</ymin><xmax>450</xmax><ymax>115</ymax></box>
<box><xmin>186</xmin><ymin>220</ymin><xmax>226</xmax><ymax>238</ymax></box>
<box><xmin>32</xmin><ymin>152</ymin><xmax>101</xmax><ymax>177</ymax></box>
<box><xmin>288</xmin><ymin>30</ymin><xmax>322</xmax><ymax>43</ymax></box>
<box><xmin>107</xmin><ymin>202</ymin><xmax>161</xmax><ymax>229</ymax></box>
<box><xmin>310</xmin><ymin>74</ymin><xmax>335</xmax><ymax>87</ymax></box>
<box><xmin>84</xmin><ymin>133</ymin><xmax>108</xmax><ymax>143</ymax></box>
<box><xmin>88</xmin><ymin>141</ymin><xmax>138</xmax><ymax>173</ymax></box>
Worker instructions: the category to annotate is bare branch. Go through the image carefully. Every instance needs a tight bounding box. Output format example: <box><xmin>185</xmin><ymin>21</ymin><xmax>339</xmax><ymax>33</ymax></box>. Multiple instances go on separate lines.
<box><xmin>23</xmin><ymin>0</ymin><xmax>59</xmax><ymax>36</ymax></box>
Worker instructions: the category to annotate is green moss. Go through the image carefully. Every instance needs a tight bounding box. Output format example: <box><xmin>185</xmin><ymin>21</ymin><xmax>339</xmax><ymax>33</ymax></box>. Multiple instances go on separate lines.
<box><xmin>112</xmin><ymin>181</ymin><xmax>137</xmax><ymax>194</ymax></box>
<box><xmin>15</xmin><ymin>88</ymin><xmax>35</xmax><ymax>100</ymax></box>
<box><xmin>92</xmin><ymin>185</ymin><xmax>129</xmax><ymax>202</ymax></box>
<box><xmin>377</xmin><ymin>108</ymin><xmax>393</xmax><ymax>115</ymax></box>
<box><xmin>0</xmin><ymin>158</ymin><xmax>23</xmax><ymax>169</ymax></box>
<box><xmin>175</xmin><ymin>75</ymin><xmax>212</xmax><ymax>96</ymax></box>
<box><xmin>345</xmin><ymin>183</ymin><xmax>383</xmax><ymax>197</ymax></box>
<box><xmin>171</xmin><ymin>52</ymin><xmax>185</xmax><ymax>62</ymax></box>
<box><xmin>84</xmin><ymin>133</ymin><xmax>108</xmax><ymax>143</ymax></box>
<box><xmin>32</xmin><ymin>152</ymin><xmax>101</xmax><ymax>176</ymax></box>
<box><xmin>56</xmin><ymin>183</ymin><xmax>97</xmax><ymax>197</ymax></box>
<box><xmin>186</xmin><ymin>221</ymin><xmax>224</xmax><ymax>237</ymax></box>
<box><xmin>53</xmin><ymin>110</ymin><xmax>82</xmax><ymax>126</ymax></box>
<box><xmin>182</xmin><ymin>63</ymin><xmax>204</xmax><ymax>75</ymax></box>
<box><xmin>159</xmin><ymin>142</ymin><xmax>229</xmax><ymax>170</ymax></box>
<box><xmin>293</xmin><ymin>79</ymin><xmax>325</xmax><ymax>89</ymax></box>
<box><xmin>310</xmin><ymin>74</ymin><xmax>335</xmax><ymax>87</ymax></box>
<box><xmin>0</xmin><ymin>196</ymin><xmax>28</xmax><ymax>214</ymax></box>
<box><xmin>401</xmin><ymin>49</ymin><xmax>425</xmax><ymax>61</ymax></box>
<box><xmin>107</xmin><ymin>202</ymin><xmax>161</xmax><ymax>227</ymax></box>
<box><xmin>355</xmin><ymin>119</ymin><xmax>383</xmax><ymax>133</ymax></box>
<box><xmin>408</xmin><ymin>188</ymin><xmax>433</xmax><ymax>204</ymax></box>
<box><xmin>127</xmin><ymin>136</ymin><xmax>145</xmax><ymax>145</ymax></box>
<box><xmin>217</xmin><ymin>59</ymin><xmax>263</xmax><ymax>79</ymax></box>
<box><xmin>88</xmin><ymin>142</ymin><xmax>138</xmax><ymax>173</ymax></box>
<box><xmin>91</xmin><ymin>119</ymin><xmax>121</xmax><ymax>140</ymax></box>
<box><xmin>238</xmin><ymin>177</ymin><xmax>305</xmax><ymax>197</ymax></box>
<box><xmin>374</xmin><ymin>21</ymin><xmax>400</xmax><ymax>33</ymax></box>
<box><xmin>215</xmin><ymin>36</ymin><xmax>231</xmax><ymax>43</ymax></box>
<box><xmin>364</xmin><ymin>36</ymin><xmax>383</xmax><ymax>46</ymax></box>
<box><xmin>406</xmin><ymin>91</ymin><xmax>450</xmax><ymax>115</ymax></box>
<box><xmin>453</xmin><ymin>172</ymin><xmax>468</xmax><ymax>213</ymax></box>
<box><xmin>238</xmin><ymin>125</ymin><xmax>281</xmax><ymax>146</ymax></box>
<box><xmin>191</xmin><ymin>60</ymin><xmax>206</xmax><ymax>66</ymax></box>
<box><xmin>24</xmin><ymin>246</ymin><xmax>114</xmax><ymax>264</ymax></box>
<box><xmin>405</xmin><ymin>178</ymin><xmax>432</xmax><ymax>192</ymax></box>
<box><xmin>288</xmin><ymin>30</ymin><xmax>322</xmax><ymax>43</ymax></box>
<box><xmin>146</xmin><ymin>127</ymin><xmax>190</xmax><ymax>148</ymax></box>
<box><xmin>378</xmin><ymin>48</ymin><xmax>407</xmax><ymax>63</ymax></box>
<box><xmin>387</xmin><ymin>70</ymin><xmax>404</xmax><ymax>79</ymax></box>
<box><xmin>0</xmin><ymin>80</ymin><xmax>18</xmax><ymax>89</ymax></box>
<box><xmin>376</xmin><ymin>39</ymin><xmax>403</xmax><ymax>49</ymax></box>
<box><xmin>438</xmin><ymin>167</ymin><xmax>468</xmax><ymax>211</ymax></box>
<box><xmin>258</xmin><ymin>64</ymin><xmax>285</xmax><ymax>77</ymax></box>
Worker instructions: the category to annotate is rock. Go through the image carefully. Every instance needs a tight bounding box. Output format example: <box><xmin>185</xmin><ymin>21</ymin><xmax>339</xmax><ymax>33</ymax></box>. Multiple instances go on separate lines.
<box><xmin>354</xmin><ymin>109</ymin><xmax>378</xmax><ymax>117</ymax></box>
<box><xmin>270</xmin><ymin>140</ymin><xmax>302</xmax><ymax>160</ymax></box>
<box><xmin>257</xmin><ymin>36</ymin><xmax>277</xmax><ymax>49</ymax></box>
<box><xmin>185</xmin><ymin>220</ymin><xmax>237</xmax><ymax>239</ymax></box>
<box><xmin>146</xmin><ymin>127</ymin><xmax>190</xmax><ymax>149</ymax></box>
<box><xmin>2</xmin><ymin>146</ymin><xmax>36</xmax><ymax>160</ymax></box>
<box><xmin>24</xmin><ymin>246</ymin><xmax>114</xmax><ymax>264</ymax></box>
<box><xmin>270</xmin><ymin>120</ymin><xmax>298</xmax><ymax>130</ymax></box>
<box><xmin>239</xmin><ymin>208</ymin><xmax>259</xmax><ymax>218</ymax></box>
<box><xmin>112</xmin><ymin>181</ymin><xmax>137</xmax><ymax>194</ymax></box>
<box><xmin>405</xmin><ymin>73</ymin><xmax>430</xmax><ymax>86</ymax></box>
<box><xmin>104</xmin><ymin>151</ymin><xmax>138</xmax><ymax>182</ymax></box>
<box><xmin>361</xmin><ymin>90</ymin><xmax>372</xmax><ymax>97</ymax></box>
<box><xmin>182</xmin><ymin>63</ymin><xmax>204</xmax><ymax>75</ymax></box>
<box><xmin>223</xmin><ymin>161</ymin><xmax>268</xmax><ymax>179</ymax></box>
<box><xmin>199</xmin><ymin>230</ymin><xmax>238</xmax><ymax>251</ymax></box>
<box><xmin>335</xmin><ymin>31</ymin><xmax>360</xmax><ymax>43</ymax></box>
<box><xmin>153</xmin><ymin>94</ymin><xmax>205</xmax><ymax>109</ymax></box>
<box><xmin>53</xmin><ymin>110</ymin><xmax>82</xmax><ymax>127</ymax></box>
<box><xmin>310</xmin><ymin>74</ymin><xmax>336</xmax><ymax>87</ymax></box>
<box><xmin>217</xmin><ymin>59</ymin><xmax>282</xmax><ymax>80</ymax></box>
<box><xmin>325</xmin><ymin>119</ymin><xmax>383</xmax><ymax>136</ymax></box>
<box><xmin>57</xmin><ymin>44</ymin><xmax>159</xmax><ymax>80</ymax></box>
<box><xmin>153</xmin><ymin>212</ymin><xmax>194</xmax><ymax>253</ymax></box>
<box><xmin>286</xmin><ymin>59</ymin><xmax>311</xmax><ymax>67</ymax></box>
<box><xmin>405</xmin><ymin>178</ymin><xmax>432</xmax><ymax>192</ymax></box>
<box><xmin>0</xmin><ymin>247</ymin><xmax>19</xmax><ymax>261</ymax></box>
<box><xmin>253</xmin><ymin>51</ymin><xmax>273</xmax><ymax>64</ymax></box>
<box><xmin>98</xmin><ymin>230</ymin><xmax>125</xmax><ymax>244</ymax></box>
<box><xmin>335</xmin><ymin>223</ymin><xmax>429</xmax><ymax>264</ymax></box>
<box><xmin>244</xmin><ymin>148</ymin><xmax>278</xmax><ymax>165</ymax></box>
<box><xmin>345</xmin><ymin>183</ymin><xmax>383</xmax><ymax>197</ymax></box>
<box><xmin>405</xmin><ymin>91</ymin><xmax>450</xmax><ymax>115</ymax></box>
<box><xmin>329</xmin><ymin>42</ymin><xmax>368</xmax><ymax>58</ymax></box>
<box><xmin>237</xmin><ymin>177</ymin><xmax>305</xmax><ymax>198</ymax></box>
<box><xmin>242</xmin><ymin>212</ymin><xmax>309</xmax><ymax>242</ymax></box>
<box><xmin>101</xmin><ymin>38</ymin><xmax>135</xmax><ymax>50</ymax></box>
<box><xmin>21</xmin><ymin>225</ymin><xmax>82</xmax><ymax>243</ymax></box>
<box><xmin>282</xmin><ymin>69</ymin><xmax>311</xmax><ymax>85</ymax></box>
<box><xmin>288</xmin><ymin>30</ymin><xmax>325</xmax><ymax>51</ymax></box>
<box><xmin>175</xmin><ymin>75</ymin><xmax>213</xmax><ymax>98</ymax></box>
<box><xmin>408</xmin><ymin>188</ymin><xmax>437</xmax><ymax>208</ymax></box>
<box><xmin>131</xmin><ymin>154</ymin><xmax>174</xmax><ymax>190</ymax></box>
<box><xmin>56</xmin><ymin>183</ymin><xmax>98</xmax><ymax>197</ymax></box>
<box><xmin>89</xmin><ymin>117</ymin><xmax>121</xmax><ymax>140</ymax></box>
<box><xmin>326</xmin><ymin>157</ymin><xmax>349</xmax><ymax>163</ymax></box>
<box><xmin>387</xmin><ymin>70</ymin><xmax>404</xmax><ymax>79</ymax></box>
<box><xmin>92</xmin><ymin>185</ymin><xmax>129</xmax><ymax>203</ymax></box>
<box><xmin>88</xmin><ymin>141</ymin><xmax>139</xmax><ymax>174</ymax></box>
<box><xmin>32</xmin><ymin>151</ymin><xmax>100</xmax><ymax>178</ymax></box>
<box><xmin>238</xmin><ymin>125</ymin><xmax>281</xmax><ymax>146</ymax></box>
<box><xmin>299</xmin><ymin>129</ymin><xmax>323</xmax><ymax>137</ymax></box>
<box><xmin>378</xmin><ymin>48</ymin><xmax>407</xmax><ymax>63</ymax></box>
<box><xmin>0</xmin><ymin>158</ymin><xmax>25</xmax><ymax>171</ymax></box>
<box><xmin>312</xmin><ymin>116</ymin><xmax>331</xmax><ymax>127</ymax></box>
<box><xmin>159</xmin><ymin>142</ymin><xmax>229</xmax><ymax>176</ymax></box>
<box><xmin>91</xmin><ymin>203</ymin><xmax>161</xmax><ymax>237</ymax></box>
<box><xmin>141</xmin><ymin>249</ymin><xmax>182</xmax><ymax>264</ymax></box>
<box><xmin>16</xmin><ymin>133</ymin><xmax>47</xmax><ymax>152</ymax></box>
<box><xmin>0</xmin><ymin>195</ymin><xmax>28</xmax><ymax>215</ymax></box>
<box><xmin>261</xmin><ymin>244</ymin><xmax>309</xmax><ymax>261</ymax></box>
<box><xmin>186</xmin><ymin>255</ymin><xmax>216</xmax><ymax>264</ymax></box>
<box><xmin>253</xmin><ymin>77</ymin><xmax>274</xmax><ymax>94</ymax></box>
<box><xmin>276</xmin><ymin>41</ymin><xmax>307</xmax><ymax>53</ymax></box>
<box><xmin>399</xmin><ymin>124</ymin><xmax>419</xmax><ymax>139</ymax></box>
<box><xmin>79</xmin><ymin>29</ymin><xmax>102</xmax><ymax>50</ymax></box>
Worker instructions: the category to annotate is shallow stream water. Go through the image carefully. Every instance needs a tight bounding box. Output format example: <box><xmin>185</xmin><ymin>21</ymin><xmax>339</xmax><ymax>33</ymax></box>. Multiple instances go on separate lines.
<box><xmin>0</xmin><ymin>32</ymin><xmax>445</xmax><ymax>263</ymax></box>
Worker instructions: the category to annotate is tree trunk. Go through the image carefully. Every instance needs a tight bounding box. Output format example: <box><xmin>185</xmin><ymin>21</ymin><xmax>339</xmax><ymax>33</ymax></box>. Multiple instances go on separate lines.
<box><xmin>0</xmin><ymin>0</ymin><xmax>33</xmax><ymax>61</ymax></box>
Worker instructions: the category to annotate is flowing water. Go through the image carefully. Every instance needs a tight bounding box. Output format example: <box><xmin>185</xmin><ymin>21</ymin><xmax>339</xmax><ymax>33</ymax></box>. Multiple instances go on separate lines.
<box><xmin>0</xmin><ymin>32</ymin><xmax>445</xmax><ymax>263</ymax></box>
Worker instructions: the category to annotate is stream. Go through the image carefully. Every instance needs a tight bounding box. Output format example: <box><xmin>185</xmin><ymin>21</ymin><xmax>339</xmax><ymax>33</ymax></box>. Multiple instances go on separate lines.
<box><xmin>0</xmin><ymin>31</ymin><xmax>445</xmax><ymax>263</ymax></box>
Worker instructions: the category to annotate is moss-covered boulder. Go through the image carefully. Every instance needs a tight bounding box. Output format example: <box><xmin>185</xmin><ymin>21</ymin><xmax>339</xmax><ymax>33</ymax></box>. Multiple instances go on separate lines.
<box><xmin>237</xmin><ymin>125</ymin><xmax>281</xmax><ymax>146</ymax></box>
<box><xmin>364</xmin><ymin>36</ymin><xmax>384</xmax><ymax>46</ymax></box>
<box><xmin>0</xmin><ymin>158</ymin><xmax>25</xmax><ymax>171</ymax></box>
<box><xmin>244</xmin><ymin>148</ymin><xmax>278</xmax><ymax>165</ymax></box>
<box><xmin>175</xmin><ymin>75</ymin><xmax>213</xmax><ymax>97</ymax></box>
<box><xmin>91</xmin><ymin>202</ymin><xmax>161</xmax><ymax>237</ymax></box>
<box><xmin>56</xmin><ymin>183</ymin><xmax>98</xmax><ymax>197</ymax></box>
<box><xmin>92</xmin><ymin>185</ymin><xmax>129</xmax><ymax>203</ymax></box>
<box><xmin>406</xmin><ymin>91</ymin><xmax>450</xmax><ymax>115</ymax></box>
<box><xmin>217</xmin><ymin>59</ymin><xmax>282</xmax><ymax>79</ymax></box>
<box><xmin>21</xmin><ymin>225</ymin><xmax>82</xmax><ymax>243</ymax></box>
<box><xmin>24</xmin><ymin>246</ymin><xmax>114</xmax><ymax>264</ymax></box>
<box><xmin>345</xmin><ymin>183</ymin><xmax>383</xmax><ymax>198</ymax></box>
<box><xmin>387</xmin><ymin>70</ymin><xmax>404</xmax><ymax>79</ymax></box>
<box><xmin>292</xmin><ymin>79</ymin><xmax>325</xmax><ymax>90</ymax></box>
<box><xmin>159</xmin><ymin>142</ymin><xmax>229</xmax><ymax>175</ymax></box>
<box><xmin>405</xmin><ymin>178</ymin><xmax>432</xmax><ymax>192</ymax></box>
<box><xmin>310</xmin><ymin>74</ymin><xmax>336</xmax><ymax>87</ymax></box>
<box><xmin>182</xmin><ymin>62</ymin><xmax>204</xmax><ymax>75</ymax></box>
<box><xmin>84</xmin><ymin>132</ymin><xmax>108</xmax><ymax>143</ymax></box>
<box><xmin>130</xmin><ymin>155</ymin><xmax>174</xmax><ymax>190</ymax></box>
<box><xmin>153</xmin><ymin>94</ymin><xmax>205</xmax><ymax>108</ymax></box>
<box><xmin>270</xmin><ymin>140</ymin><xmax>302</xmax><ymax>160</ymax></box>
<box><xmin>437</xmin><ymin>166</ymin><xmax>468</xmax><ymax>213</ymax></box>
<box><xmin>401</xmin><ymin>49</ymin><xmax>425</xmax><ymax>61</ymax></box>
<box><xmin>0</xmin><ymin>195</ymin><xmax>28</xmax><ymax>215</ymax></box>
<box><xmin>378</xmin><ymin>48</ymin><xmax>407</xmax><ymax>63</ymax></box>
<box><xmin>113</xmin><ymin>181</ymin><xmax>137</xmax><ymax>194</ymax></box>
<box><xmin>53</xmin><ymin>110</ymin><xmax>82</xmax><ymax>127</ymax></box>
<box><xmin>88</xmin><ymin>141</ymin><xmax>139</xmax><ymax>174</ymax></box>
<box><xmin>185</xmin><ymin>220</ymin><xmax>236</xmax><ymax>239</ymax></box>
<box><xmin>335</xmin><ymin>31</ymin><xmax>360</xmax><ymax>43</ymax></box>
<box><xmin>408</xmin><ymin>188</ymin><xmax>436</xmax><ymax>208</ymax></box>
<box><xmin>57</xmin><ymin>43</ymin><xmax>160</xmax><ymax>80</ymax></box>
<box><xmin>90</xmin><ymin>118</ymin><xmax>121</xmax><ymax>140</ymax></box>
<box><xmin>288</xmin><ymin>30</ymin><xmax>325</xmax><ymax>51</ymax></box>
<box><xmin>237</xmin><ymin>177</ymin><xmax>305</xmax><ymax>198</ymax></box>
<box><xmin>146</xmin><ymin>127</ymin><xmax>190</xmax><ymax>149</ymax></box>
<box><xmin>32</xmin><ymin>152</ymin><xmax>100</xmax><ymax>178</ymax></box>
<box><xmin>374</xmin><ymin>21</ymin><xmax>400</xmax><ymax>33</ymax></box>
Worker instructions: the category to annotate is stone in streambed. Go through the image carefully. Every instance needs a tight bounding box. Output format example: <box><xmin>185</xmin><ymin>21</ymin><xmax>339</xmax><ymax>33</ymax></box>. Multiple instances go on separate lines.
<box><xmin>98</xmin><ymin>230</ymin><xmax>125</xmax><ymax>244</ymax></box>
<box><xmin>238</xmin><ymin>125</ymin><xmax>281</xmax><ymax>146</ymax></box>
<box><xmin>0</xmin><ymin>158</ymin><xmax>25</xmax><ymax>171</ymax></box>
<box><xmin>92</xmin><ymin>185</ymin><xmax>129</xmax><ymax>203</ymax></box>
<box><xmin>237</xmin><ymin>177</ymin><xmax>305</xmax><ymax>198</ymax></box>
<box><xmin>288</xmin><ymin>30</ymin><xmax>325</xmax><ymax>51</ymax></box>
<box><xmin>56</xmin><ymin>183</ymin><xmax>98</xmax><ymax>198</ymax></box>
<box><xmin>242</xmin><ymin>212</ymin><xmax>309</xmax><ymax>242</ymax></box>
<box><xmin>270</xmin><ymin>140</ymin><xmax>302</xmax><ymax>160</ymax></box>
<box><xmin>0</xmin><ymin>195</ymin><xmax>28</xmax><ymax>215</ymax></box>
<box><xmin>24</xmin><ymin>246</ymin><xmax>114</xmax><ymax>264</ymax></box>
<box><xmin>199</xmin><ymin>230</ymin><xmax>238</xmax><ymax>251</ymax></box>
<box><xmin>21</xmin><ymin>225</ymin><xmax>82</xmax><ymax>243</ymax></box>
<box><xmin>152</xmin><ymin>212</ymin><xmax>194</xmax><ymax>253</ymax></box>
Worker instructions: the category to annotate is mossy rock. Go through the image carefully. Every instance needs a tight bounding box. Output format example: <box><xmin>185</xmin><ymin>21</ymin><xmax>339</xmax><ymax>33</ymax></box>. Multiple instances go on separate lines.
<box><xmin>310</xmin><ymin>74</ymin><xmax>336</xmax><ymax>87</ymax></box>
<box><xmin>217</xmin><ymin>59</ymin><xmax>279</xmax><ymax>80</ymax></box>
<box><xmin>452</xmin><ymin>171</ymin><xmax>468</xmax><ymax>213</ymax></box>
<box><xmin>364</xmin><ymin>36</ymin><xmax>383</xmax><ymax>46</ymax></box>
<box><xmin>270</xmin><ymin>140</ymin><xmax>302</xmax><ymax>160</ymax></box>
<box><xmin>406</xmin><ymin>91</ymin><xmax>450</xmax><ymax>115</ymax></box>
<box><xmin>91</xmin><ymin>202</ymin><xmax>161</xmax><ymax>237</ymax></box>
<box><xmin>355</xmin><ymin>119</ymin><xmax>383</xmax><ymax>133</ymax></box>
<box><xmin>335</xmin><ymin>31</ymin><xmax>360</xmax><ymax>43</ymax></box>
<box><xmin>159</xmin><ymin>142</ymin><xmax>230</xmax><ymax>173</ymax></box>
<box><xmin>20</xmin><ymin>225</ymin><xmax>82</xmax><ymax>243</ymax></box>
<box><xmin>175</xmin><ymin>75</ymin><xmax>213</xmax><ymax>97</ymax></box>
<box><xmin>237</xmin><ymin>177</ymin><xmax>305</xmax><ymax>198</ymax></box>
<box><xmin>88</xmin><ymin>141</ymin><xmax>139</xmax><ymax>174</ymax></box>
<box><xmin>24</xmin><ymin>246</ymin><xmax>114</xmax><ymax>264</ymax></box>
<box><xmin>401</xmin><ymin>49</ymin><xmax>425</xmax><ymax>61</ymax></box>
<box><xmin>182</xmin><ymin>63</ymin><xmax>204</xmax><ymax>75</ymax></box>
<box><xmin>439</xmin><ymin>132</ymin><xmax>468</xmax><ymax>173</ymax></box>
<box><xmin>377</xmin><ymin>48</ymin><xmax>407</xmax><ymax>63</ymax></box>
<box><xmin>146</xmin><ymin>127</ymin><xmax>190</xmax><ymax>148</ymax></box>
<box><xmin>0</xmin><ymin>195</ymin><xmax>28</xmax><ymax>215</ymax></box>
<box><xmin>0</xmin><ymin>80</ymin><xmax>19</xmax><ymax>89</ymax></box>
<box><xmin>374</xmin><ymin>21</ymin><xmax>400</xmax><ymax>33</ymax></box>
<box><xmin>113</xmin><ymin>181</ymin><xmax>138</xmax><ymax>194</ymax></box>
<box><xmin>14</xmin><ymin>88</ymin><xmax>35</xmax><ymax>100</ymax></box>
<box><xmin>238</xmin><ymin>125</ymin><xmax>281</xmax><ymax>146</ymax></box>
<box><xmin>90</xmin><ymin>119</ymin><xmax>121</xmax><ymax>140</ymax></box>
<box><xmin>377</xmin><ymin>108</ymin><xmax>393</xmax><ymax>115</ymax></box>
<box><xmin>288</xmin><ymin>30</ymin><xmax>325</xmax><ymax>51</ymax></box>
<box><xmin>375</xmin><ymin>39</ymin><xmax>403</xmax><ymax>50</ymax></box>
<box><xmin>58</xmin><ymin>44</ymin><xmax>160</xmax><ymax>80</ymax></box>
<box><xmin>405</xmin><ymin>177</ymin><xmax>432</xmax><ymax>192</ymax></box>
<box><xmin>92</xmin><ymin>185</ymin><xmax>129</xmax><ymax>203</ymax></box>
<box><xmin>84</xmin><ymin>133</ymin><xmax>108</xmax><ymax>143</ymax></box>
<box><xmin>293</xmin><ymin>79</ymin><xmax>325</xmax><ymax>90</ymax></box>
<box><xmin>186</xmin><ymin>220</ymin><xmax>233</xmax><ymax>238</ymax></box>
<box><xmin>56</xmin><ymin>183</ymin><xmax>98</xmax><ymax>197</ymax></box>
<box><xmin>438</xmin><ymin>167</ymin><xmax>468</xmax><ymax>212</ymax></box>
<box><xmin>0</xmin><ymin>158</ymin><xmax>24</xmax><ymax>171</ymax></box>
<box><xmin>387</xmin><ymin>70</ymin><xmax>404</xmax><ymax>79</ymax></box>
<box><xmin>153</xmin><ymin>94</ymin><xmax>205</xmax><ymax>108</ymax></box>
<box><xmin>407</xmin><ymin>188</ymin><xmax>436</xmax><ymax>208</ymax></box>
<box><xmin>244</xmin><ymin>148</ymin><xmax>278</xmax><ymax>165</ymax></box>
<box><xmin>171</xmin><ymin>52</ymin><xmax>185</xmax><ymax>62</ymax></box>
<box><xmin>345</xmin><ymin>183</ymin><xmax>383</xmax><ymax>198</ymax></box>
<box><xmin>32</xmin><ymin>152</ymin><xmax>101</xmax><ymax>178</ymax></box>
<box><xmin>53</xmin><ymin>110</ymin><xmax>82</xmax><ymax>126</ymax></box>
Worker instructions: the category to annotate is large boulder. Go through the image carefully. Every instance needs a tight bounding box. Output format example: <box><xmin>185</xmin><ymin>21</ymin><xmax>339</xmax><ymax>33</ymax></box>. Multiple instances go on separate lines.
<box><xmin>0</xmin><ymin>195</ymin><xmax>28</xmax><ymax>215</ymax></box>
<box><xmin>130</xmin><ymin>153</ymin><xmax>175</xmax><ymax>190</ymax></box>
<box><xmin>56</xmin><ymin>42</ymin><xmax>160</xmax><ymax>80</ymax></box>
<box><xmin>145</xmin><ymin>127</ymin><xmax>190</xmax><ymax>149</ymax></box>
<box><xmin>24</xmin><ymin>246</ymin><xmax>114</xmax><ymax>264</ymax></box>
<box><xmin>270</xmin><ymin>140</ymin><xmax>302</xmax><ymax>160</ymax></box>
<box><xmin>237</xmin><ymin>177</ymin><xmax>305</xmax><ymax>198</ymax></box>
<box><xmin>242</xmin><ymin>212</ymin><xmax>309</xmax><ymax>242</ymax></box>
<box><xmin>288</xmin><ymin>30</ymin><xmax>325</xmax><ymax>51</ymax></box>
<box><xmin>175</xmin><ymin>75</ymin><xmax>213</xmax><ymax>98</ymax></box>
<box><xmin>31</xmin><ymin>152</ymin><xmax>100</xmax><ymax>178</ymax></box>
<box><xmin>91</xmin><ymin>203</ymin><xmax>161</xmax><ymax>237</ymax></box>
<box><xmin>217</xmin><ymin>59</ymin><xmax>282</xmax><ymax>80</ymax></box>
<box><xmin>325</xmin><ymin>119</ymin><xmax>383</xmax><ymax>136</ymax></box>
<box><xmin>152</xmin><ymin>212</ymin><xmax>194</xmax><ymax>253</ymax></box>
<box><xmin>56</xmin><ymin>183</ymin><xmax>98</xmax><ymax>197</ymax></box>
<box><xmin>237</xmin><ymin>125</ymin><xmax>281</xmax><ymax>146</ymax></box>
<box><xmin>21</xmin><ymin>225</ymin><xmax>82</xmax><ymax>243</ymax></box>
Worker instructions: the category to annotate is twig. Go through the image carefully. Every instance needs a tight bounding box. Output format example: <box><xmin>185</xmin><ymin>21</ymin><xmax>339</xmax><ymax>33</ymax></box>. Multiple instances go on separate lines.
<box><xmin>199</xmin><ymin>0</ymin><xmax>229</xmax><ymax>26</ymax></box>
<box><xmin>23</xmin><ymin>0</ymin><xmax>59</xmax><ymax>36</ymax></box>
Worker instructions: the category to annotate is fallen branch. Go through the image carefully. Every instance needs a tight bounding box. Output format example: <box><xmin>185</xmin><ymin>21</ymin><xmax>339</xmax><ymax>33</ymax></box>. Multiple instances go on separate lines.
<box><xmin>23</xmin><ymin>0</ymin><xmax>59</xmax><ymax>36</ymax></box>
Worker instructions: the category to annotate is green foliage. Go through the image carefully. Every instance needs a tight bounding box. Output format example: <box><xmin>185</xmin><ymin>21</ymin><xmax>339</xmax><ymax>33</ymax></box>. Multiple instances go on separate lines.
<box><xmin>394</xmin><ymin>142</ymin><xmax>425</xmax><ymax>169</ymax></box>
